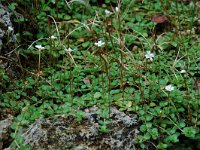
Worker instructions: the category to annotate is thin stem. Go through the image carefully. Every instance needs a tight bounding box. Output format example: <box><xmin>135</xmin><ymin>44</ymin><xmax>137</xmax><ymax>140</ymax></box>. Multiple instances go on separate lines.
<box><xmin>117</xmin><ymin>0</ymin><xmax>125</xmax><ymax>101</ymax></box>
<box><xmin>100</xmin><ymin>54</ymin><xmax>111</xmax><ymax>118</ymax></box>
<box><xmin>69</xmin><ymin>57</ymin><xmax>73</xmax><ymax>103</ymax></box>
<box><xmin>48</xmin><ymin>16</ymin><xmax>52</xmax><ymax>67</ymax></box>
<box><xmin>38</xmin><ymin>49</ymin><xmax>41</xmax><ymax>72</ymax></box>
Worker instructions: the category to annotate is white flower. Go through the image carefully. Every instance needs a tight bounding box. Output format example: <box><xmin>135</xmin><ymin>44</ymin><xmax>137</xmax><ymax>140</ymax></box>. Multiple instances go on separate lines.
<box><xmin>145</xmin><ymin>51</ymin><xmax>154</xmax><ymax>61</ymax></box>
<box><xmin>35</xmin><ymin>45</ymin><xmax>45</xmax><ymax>50</ymax></box>
<box><xmin>94</xmin><ymin>40</ymin><xmax>105</xmax><ymax>47</ymax></box>
<box><xmin>64</xmin><ymin>47</ymin><xmax>73</xmax><ymax>52</ymax></box>
<box><xmin>8</xmin><ymin>26</ymin><xmax>13</xmax><ymax>31</ymax></box>
<box><xmin>7</xmin><ymin>26</ymin><xmax>13</xmax><ymax>33</ymax></box>
<box><xmin>115</xmin><ymin>7</ymin><xmax>119</xmax><ymax>12</ymax></box>
<box><xmin>51</xmin><ymin>0</ymin><xmax>55</xmax><ymax>4</ymax></box>
<box><xmin>180</xmin><ymin>70</ymin><xmax>186</xmax><ymax>74</ymax></box>
<box><xmin>105</xmin><ymin>9</ymin><xmax>112</xmax><ymax>16</ymax></box>
<box><xmin>49</xmin><ymin>35</ymin><xmax>57</xmax><ymax>40</ymax></box>
<box><xmin>165</xmin><ymin>85</ymin><xmax>175</xmax><ymax>92</ymax></box>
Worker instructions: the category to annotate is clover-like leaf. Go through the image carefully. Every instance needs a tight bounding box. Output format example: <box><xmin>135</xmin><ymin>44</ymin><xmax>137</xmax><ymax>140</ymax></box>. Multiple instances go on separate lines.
<box><xmin>183</xmin><ymin>127</ymin><xmax>197</xmax><ymax>138</ymax></box>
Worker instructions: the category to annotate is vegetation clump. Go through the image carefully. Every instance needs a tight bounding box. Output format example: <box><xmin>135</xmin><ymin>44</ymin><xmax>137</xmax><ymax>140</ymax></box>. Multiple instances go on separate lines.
<box><xmin>0</xmin><ymin>0</ymin><xmax>199</xmax><ymax>149</ymax></box>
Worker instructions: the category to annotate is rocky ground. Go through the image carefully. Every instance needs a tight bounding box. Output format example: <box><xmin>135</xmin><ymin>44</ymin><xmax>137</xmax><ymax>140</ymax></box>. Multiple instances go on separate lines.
<box><xmin>1</xmin><ymin>106</ymin><xmax>139</xmax><ymax>150</ymax></box>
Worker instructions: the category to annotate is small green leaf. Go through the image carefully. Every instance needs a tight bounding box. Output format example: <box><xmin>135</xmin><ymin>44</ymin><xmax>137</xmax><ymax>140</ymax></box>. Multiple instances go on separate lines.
<box><xmin>146</xmin><ymin>122</ymin><xmax>152</xmax><ymax>128</ymax></box>
<box><xmin>149</xmin><ymin>128</ymin><xmax>158</xmax><ymax>140</ymax></box>
<box><xmin>140</xmin><ymin>143</ymin><xmax>146</xmax><ymax>149</ymax></box>
<box><xmin>159</xmin><ymin>79</ymin><xmax>167</xmax><ymax>85</ymax></box>
<box><xmin>8</xmin><ymin>2</ymin><xmax>18</xmax><ymax>10</ymax></box>
<box><xmin>168</xmin><ymin>126</ymin><xmax>177</xmax><ymax>134</ymax></box>
<box><xmin>82</xmin><ymin>41</ymin><xmax>90</xmax><ymax>48</ymax></box>
<box><xmin>43</xmin><ymin>102</ymin><xmax>50</xmax><ymax>108</ymax></box>
<box><xmin>99</xmin><ymin>125</ymin><xmax>109</xmax><ymax>133</ymax></box>
<box><xmin>140</xmin><ymin>125</ymin><xmax>147</xmax><ymax>132</ymax></box>
<box><xmin>149</xmin><ymin>102</ymin><xmax>156</xmax><ymax>107</ymax></box>
<box><xmin>171</xmin><ymin>42</ymin><xmax>177</xmax><ymax>47</ymax></box>
<box><xmin>157</xmin><ymin>143</ymin><xmax>168</xmax><ymax>149</ymax></box>
<box><xmin>164</xmin><ymin>133</ymin><xmax>180</xmax><ymax>143</ymax></box>
<box><xmin>144</xmin><ymin>133</ymin><xmax>151</xmax><ymax>140</ymax></box>
<box><xmin>146</xmin><ymin>115</ymin><xmax>153</xmax><ymax>121</ymax></box>
<box><xmin>64</xmin><ymin>15</ymin><xmax>71</xmax><ymax>20</ymax></box>
<box><xmin>159</xmin><ymin>101</ymin><xmax>168</xmax><ymax>107</ymax></box>
<box><xmin>179</xmin><ymin>122</ymin><xmax>186</xmax><ymax>128</ymax></box>
<box><xmin>94</xmin><ymin>92</ymin><xmax>101</xmax><ymax>99</ymax></box>
<box><xmin>183</xmin><ymin>127</ymin><xmax>197</xmax><ymax>138</ymax></box>
<box><xmin>139</xmin><ymin>110</ymin><xmax>145</xmax><ymax>115</ymax></box>
<box><xmin>31</xmin><ymin>96</ymin><xmax>37</xmax><ymax>102</ymax></box>
<box><xmin>10</xmin><ymin>133</ymin><xmax>16</xmax><ymax>138</ymax></box>
<box><xmin>53</xmin><ymin>104</ymin><xmax>58</xmax><ymax>110</ymax></box>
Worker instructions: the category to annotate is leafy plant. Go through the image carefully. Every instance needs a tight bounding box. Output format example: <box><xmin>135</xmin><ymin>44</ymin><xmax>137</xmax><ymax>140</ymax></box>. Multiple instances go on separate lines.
<box><xmin>1</xmin><ymin>0</ymin><xmax>200</xmax><ymax>149</ymax></box>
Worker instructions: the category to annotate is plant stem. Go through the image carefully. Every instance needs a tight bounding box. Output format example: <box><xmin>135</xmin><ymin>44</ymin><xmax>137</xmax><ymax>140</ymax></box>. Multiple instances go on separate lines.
<box><xmin>38</xmin><ymin>49</ymin><xmax>41</xmax><ymax>73</ymax></box>
<box><xmin>100</xmin><ymin>54</ymin><xmax>111</xmax><ymax>118</ymax></box>
<box><xmin>117</xmin><ymin>1</ymin><xmax>125</xmax><ymax>101</ymax></box>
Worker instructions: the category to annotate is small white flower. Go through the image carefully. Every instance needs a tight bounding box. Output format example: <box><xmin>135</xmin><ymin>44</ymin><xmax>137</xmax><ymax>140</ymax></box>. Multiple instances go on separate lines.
<box><xmin>51</xmin><ymin>0</ymin><xmax>55</xmax><ymax>4</ymax></box>
<box><xmin>180</xmin><ymin>70</ymin><xmax>186</xmax><ymax>74</ymax></box>
<box><xmin>7</xmin><ymin>26</ymin><xmax>13</xmax><ymax>32</ymax></box>
<box><xmin>165</xmin><ymin>85</ymin><xmax>175</xmax><ymax>92</ymax></box>
<box><xmin>94</xmin><ymin>40</ymin><xmax>105</xmax><ymax>47</ymax></box>
<box><xmin>145</xmin><ymin>51</ymin><xmax>155</xmax><ymax>61</ymax></box>
<box><xmin>64</xmin><ymin>47</ymin><xmax>73</xmax><ymax>52</ymax></box>
<box><xmin>35</xmin><ymin>45</ymin><xmax>45</xmax><ymax>50</ymax></box>
<box><xmin>115</xmin><ymin>7</ymin><xmax>119</xmax><ymax>12</ymax></box>
<box><xmin>105</xmin><ymin>9</ymin><xmax>112</xmax><ymax>16</ymax></box>
<box><xmin>49</xmin><ymin>35</ymin><xmax>57</xmax><ymax>40</ymax></box>
<box><xmin>8</xmin><ymin>26</ymin><xmax>13</xmax><ymax>31</ymax></box>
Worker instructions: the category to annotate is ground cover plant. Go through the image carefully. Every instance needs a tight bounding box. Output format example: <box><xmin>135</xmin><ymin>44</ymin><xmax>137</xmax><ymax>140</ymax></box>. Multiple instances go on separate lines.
<box><xmin>0</xmin><ymin>0</ymin><xmax>200</xmax><ymax>149</ymax></box>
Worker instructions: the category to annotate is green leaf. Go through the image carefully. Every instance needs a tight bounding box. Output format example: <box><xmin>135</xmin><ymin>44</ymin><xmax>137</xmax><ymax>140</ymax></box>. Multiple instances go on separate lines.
<box><xmin>164</xmin><ymin>133</ymin><xmax>180</xmax><ymax>143</ymax></box>
<box><xmin>43</xmin><ymin>102</ymin><xmax>50</xmax><ymax>108</ymax></box>
<box><xmin>144</xmin><ymin>132</ymin><xmax>151</xmax><ymax>140</ymax></box>
<box><xmin>171</xmin><ymin>42</ymin><xmax>177</xmax><ymax>47</ymax></box>
<box><xmin>179</xmin><ymin>122</ymin><xmax>186</xmax><ymax>128</ymax></box>
<box><xmin>146</xmin><ymin>115</ymin><xmax>153</xmax><ymax>121</ymax></box>
<box><xmin>99</xmin><ymin>125</ymin><xmax>109</xmax><ymax>133</ymax></box>
<box><xmin>10</xmin><ymin>133</ymin><xmax>16</xmax><ymax>138</ymax></box>
<box><xmin>82</xmin><ymin>41</ymin><xmax>90</xmax><ymax>48</ymax></box>
<box><xmin>168</xmin><ymin>126</ymin><xmax>178</xmax><ymax>134</ymax></box>
<box><xmin>149</xmin><ymin>128</ymin><xmax>158</xmax><ymax>140</ymax></box>
<box><xmin>159</xmin><ymin>101</ymin><xmax>168</xmax><ymax>107</ymax></box>
<box><xmin>31</xmin><ymin>96</ymin><xmax>37</xmax><ymax>102</ymax></box>
<box><xmin>53</xmin><ymin>104</ymin><xmax>58</xmax><ymax>110</ymax></box>
<box><xmin>140</xmin><ymin>125</ymin><xmax>147</xmax><ymax>132</ymax></box>
<box><xmin>23</xmin><ymin>31</ymin><xmax>33</xmax><ymax>37</ymax></box>
<box><xmin>10</xmin><ymin>122</ymin><xmax>18</xmax><ymax>130</ymax></box>
<box><xmin>146</xmin><ymin>122</ymin><xmax>152</xmax><ymax>128</ymax></box>
<box><xmin>59</xmin><ymin>50</ymin><xmax>65</xmax><ymax>55</ymax></box>
<box><xmin>140</xmin><ymin>143</ymin><xmax>146</xmax><ymax>149</ymax></box>
<box><xmin>94</xmin><ymin>92</ymin><xmax>101</xmax><ymax>99</ymax></box>
<box><xmin>157</xmin><ymin>143</ymin><xmax>168</xmax><ymax>149</ymax></box>
<box><xmin>16</xmin><ymin>115</ymin><xmax>24</xmax><ymax>122</ymax></box>
<box><xmin>159</xmin><ymin>79</ymin><xmax>167</xmax><ymax>85</ymax></box>
<box><xmin>64</xmin><ymin>15</ymin><xmax>71</xmax><ymax>20</ymax></box>
<box><xmin>182</xmin><ymin>127</ymin><xmax>197</xmax><ymax>138</ymax></box>
<box><xmin>139</xmin><ymin>110</ymin><xmax>145</xmax><ymax>115</ymax></box>
<box><xmin>8</xmin><ymin>2</ymin><xmax>18</xmax><ymax>10</ymax></box>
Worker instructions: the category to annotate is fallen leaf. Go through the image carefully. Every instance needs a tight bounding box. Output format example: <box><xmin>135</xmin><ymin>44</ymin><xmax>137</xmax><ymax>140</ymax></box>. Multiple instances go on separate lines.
<box><xmin>151</xmin><ymin>15</ymin><xmax>168</xmax><ymax>24</ymax></box>
<box><xmin>83</xmin><ymin>77</ymin><xmax>90</xmax><ymax>84</ymax></box>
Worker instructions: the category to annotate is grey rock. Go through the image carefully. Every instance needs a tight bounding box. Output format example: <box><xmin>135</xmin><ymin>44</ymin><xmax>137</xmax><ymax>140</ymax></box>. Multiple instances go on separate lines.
<box><xmin>0</xmin><ymin>4</ymin><xmax>16</xmax><ymax>54</ymax></box>
<box><xmin>10</xmin><ymin>107</ymin><xmax>138</xmax><ymax>150</ymax></box>
<box><xmin>0</xmin><ymin>115</ymin><xmax>13</xmax><ymax>150</ymax></box>
<box><xmin>0</xmin><ymin>4</ymin><xmax>21</xmax><ymax>77</ymax></box>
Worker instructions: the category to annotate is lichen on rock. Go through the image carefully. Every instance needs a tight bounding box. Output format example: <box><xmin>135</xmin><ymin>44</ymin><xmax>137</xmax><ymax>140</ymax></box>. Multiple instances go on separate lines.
<box><xmin>18</xmin><ymin>106</ymin><xmax>138</xmax><ymax>150</ymax></box>
<box><xmin>0</xmin><ymin>4</ymin><xmax>16</xmax><ymax>54</ymax></box>
<box><xmin>0</xmin><ymin>115</ymin><xmax>13</xmax><ymax>150</ymax></box>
